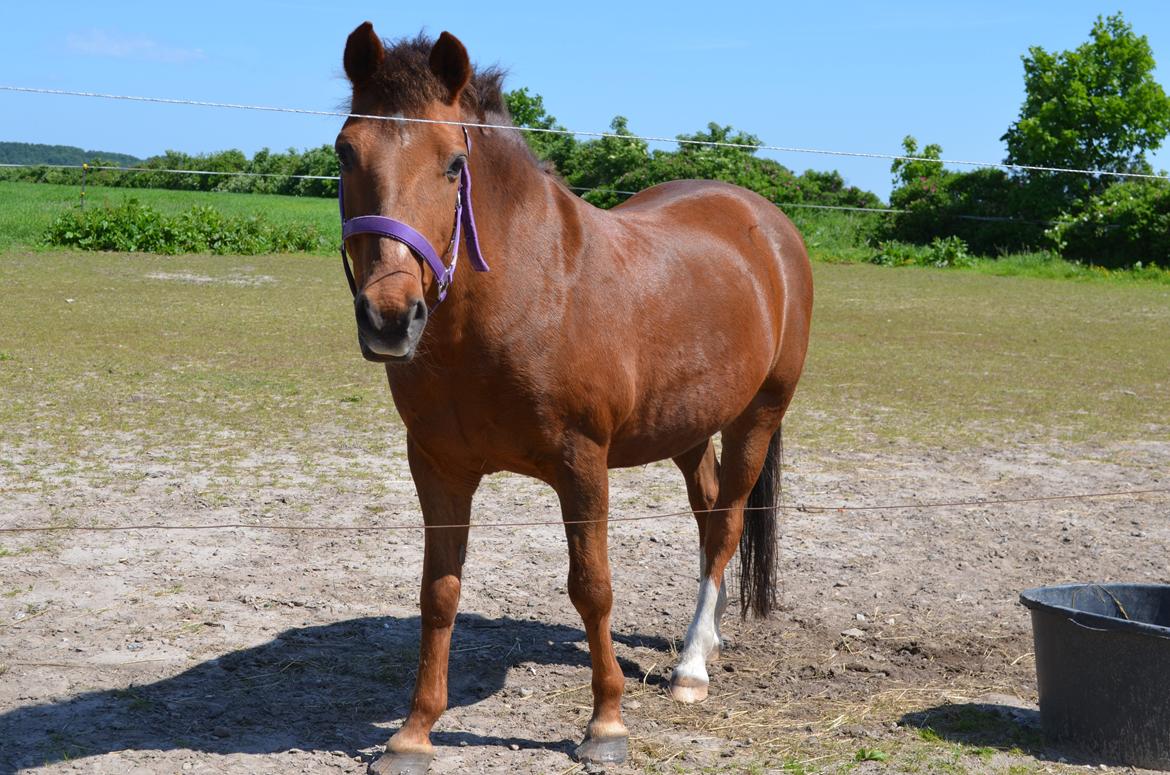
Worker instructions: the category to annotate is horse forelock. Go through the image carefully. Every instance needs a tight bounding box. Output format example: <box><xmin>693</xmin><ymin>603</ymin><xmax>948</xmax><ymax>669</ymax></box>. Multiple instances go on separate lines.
<box><xmin>345</xmin><ymin>33</ymin><xmax>510</xmax><ymax>121</ymax></box>
<box><xmin>341</xmin><ymin>32</ymin><xmax>565</xmax><ymax>183</ymax></box>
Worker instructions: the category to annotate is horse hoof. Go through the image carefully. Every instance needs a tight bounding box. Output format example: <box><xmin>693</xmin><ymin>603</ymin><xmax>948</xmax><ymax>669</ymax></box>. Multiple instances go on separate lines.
<box><xmin>368</xmin><ymin>750</ymin><xmax>433</xmax><ymax>775</ymax></box>
<box><xmin>669</xmin><ymin>675</ymin><xmax>709</xmax><ymax>703</ymax></box>
<box><xmin>574</xmin><ymin>735</ymin><xmax>629</xmax><ymax>764</ymax></box>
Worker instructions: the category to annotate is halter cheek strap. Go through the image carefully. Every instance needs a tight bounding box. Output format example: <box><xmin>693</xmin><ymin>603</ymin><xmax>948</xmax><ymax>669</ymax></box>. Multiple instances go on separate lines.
<box><xmin>339</xmin><ymin>127</ymin><xmax>489</xmax><ymax>307</ymax></box>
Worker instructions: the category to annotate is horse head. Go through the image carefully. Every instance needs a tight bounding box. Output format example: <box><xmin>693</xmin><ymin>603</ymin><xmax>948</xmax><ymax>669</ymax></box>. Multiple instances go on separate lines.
<box><xmin>337</xmin><ymin>23</ymin><xmax>478</xmax><ymax>363</ymax></box>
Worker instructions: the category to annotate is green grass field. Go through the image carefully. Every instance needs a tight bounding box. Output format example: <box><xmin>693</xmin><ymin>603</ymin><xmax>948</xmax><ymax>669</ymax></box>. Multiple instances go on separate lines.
<box><xmin>0</xmin><ymin>250</ymin><xmax>1166</xmax><ymax>482</ymax></box>
<box><xmin>1</xmin><ymin>181</ymin><xmax>1166</xmax><ymax>459</ymax></box>
<box><xmin>2</xmin><ymin>182</ymin><xmax>1166</xmax><ymax>462</ymax></box>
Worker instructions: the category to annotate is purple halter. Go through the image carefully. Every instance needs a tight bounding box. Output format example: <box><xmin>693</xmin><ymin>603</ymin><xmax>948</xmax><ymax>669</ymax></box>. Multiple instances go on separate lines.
<box><xmin>339</xmin><ymin>128</ymin><xmax>489</xmax><ymax>306</ymax></box>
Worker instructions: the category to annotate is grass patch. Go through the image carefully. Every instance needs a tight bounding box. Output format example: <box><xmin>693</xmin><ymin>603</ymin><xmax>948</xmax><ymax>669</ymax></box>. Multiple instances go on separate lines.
<box><xmin>113</xmin><ymin>688</ymin><xmax>157</xmax><ymax>713</ymax></box>
<box><xmin>968</xmin><ymin>250</ymin><xmax>1170</xmax><ymax>284</ymax></box>
<box><xmin>917</xmin><ymin>727</ymin><xmax>942</xmax><ymax>742</ymax></box>
<box><xmin>854</xmin><ymin>747</ymin><xmax>890</xmax><ymax>762</ymax></box>
<box><xmin>790</xmin><ymin>262</ymin><xmax>1170</xmax><ymax>447</ymax></box>
<box><xmin>0</xmin><ymin>544</ymin><xmax>43</xmax><ymax>558</ymax></box>
<box><xmin>903</xmin><ymin>704</ymin><xmax>1045</xmax><ymax>751</ymax></box>
<box><xmin>0</xmin><ymin>250</ymin><xmax>386</xmax><ymax>486</ymax></box>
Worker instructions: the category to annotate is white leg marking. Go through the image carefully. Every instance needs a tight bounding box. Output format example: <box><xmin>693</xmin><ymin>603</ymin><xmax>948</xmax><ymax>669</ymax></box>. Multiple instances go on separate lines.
<box><xmin>697</xmin><ymin>551</ymin><xmax>729</xmax><ymax>656</ymax></box>
<box><xmin>671</xmin><ymin>574</ymin><xmax>720</xmax><ymax>700</ymax></box>
<box><xmin>712</xmin><ymin>571</ymin><xmax>728</xmax><ymax>657</ymax></box>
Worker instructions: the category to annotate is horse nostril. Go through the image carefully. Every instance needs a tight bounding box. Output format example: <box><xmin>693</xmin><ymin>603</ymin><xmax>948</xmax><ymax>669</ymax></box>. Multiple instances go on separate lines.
<box><xmin>393</xmin><ymin>298</ymin><xmax>426</xmax><ymax>338</ymax></box>
<box><xmin>410</xmin><ymin>298</ymin><xmax>427</xmax><ymax>326</ymax></box>
<box><xmin>355</xmin><ymin>292</ymin><xmax>384</xmax><ymax>331</ymax></box>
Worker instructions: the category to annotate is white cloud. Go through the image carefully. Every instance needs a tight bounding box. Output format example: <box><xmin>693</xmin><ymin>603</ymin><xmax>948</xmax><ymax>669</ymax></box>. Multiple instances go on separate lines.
<box><xmin>66</xmin><ymin>29</ymin><xmax>206</xmax><ymax>64</ymax></box>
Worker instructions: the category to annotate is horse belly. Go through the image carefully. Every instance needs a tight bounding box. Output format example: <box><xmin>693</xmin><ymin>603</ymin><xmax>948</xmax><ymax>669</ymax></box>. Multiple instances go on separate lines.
<box><xmin>606</xmin><ymin>377</ymin><xmax>759</xmax><ymax>468</ymax></box>
<box><xmin>604</xmin><ymin>283</ymin><xmax>779</xmax><ymax>467</ymax></box>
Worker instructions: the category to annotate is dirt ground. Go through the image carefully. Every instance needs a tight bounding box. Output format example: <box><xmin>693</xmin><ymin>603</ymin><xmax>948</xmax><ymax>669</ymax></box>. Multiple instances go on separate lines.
<box><xmin>1</xmin><ymin>426</ymin><xmax>1167</xmax><ymax>774</ymax></box>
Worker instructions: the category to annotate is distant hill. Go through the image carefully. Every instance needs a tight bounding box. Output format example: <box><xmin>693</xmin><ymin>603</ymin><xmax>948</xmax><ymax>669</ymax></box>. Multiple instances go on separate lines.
<box><xmin>0</xmin><ymin>141</ymin><xmax>141</xmax><ymax>167</ymax></box>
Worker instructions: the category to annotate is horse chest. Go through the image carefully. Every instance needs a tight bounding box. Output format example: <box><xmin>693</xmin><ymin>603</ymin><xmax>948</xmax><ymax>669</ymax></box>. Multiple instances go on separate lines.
<box><xmin>387</xmin><ymin>370</ymin><xmax>557</xmax><ymax>476</ymax></box>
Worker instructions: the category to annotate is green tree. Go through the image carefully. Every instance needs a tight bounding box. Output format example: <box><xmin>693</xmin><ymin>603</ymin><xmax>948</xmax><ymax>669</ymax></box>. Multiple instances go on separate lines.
<box><xmin>890</xmin><ymin>135</ymin><xmax>943</xmax><ymax>193</ymax></box>
<box><xmin>1002</xmin><ymin>12</ymin><xmax>1170</xmax><ymax>198</ymax></box>
<box><xmin>883</xmin><ymin>136</ymin><xmax>1049</xmax><ymax>254</ymax></box>
<box><xmin>676</xmin><ymin>123</ymin><xmax>760</xmax><ymax>164</ymax></box>
<box><xmin>504</xmin><ymin>87</ymin><xmax>578</xmax><ymax>173</ymax></box>
<box><xmin>501</xmin><ymin>89</ymin><xmax>880</xmax><ymax>210</ymax></box>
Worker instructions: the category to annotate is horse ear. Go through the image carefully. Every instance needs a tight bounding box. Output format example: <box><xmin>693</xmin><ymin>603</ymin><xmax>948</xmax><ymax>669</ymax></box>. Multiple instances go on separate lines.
<box><xmin>429</xmin><ymin>32</ymin><xmax>472</xmax><ymax>105</ymax></box>
<box><xmin>344</xmin><ymin>21</ymin><xmax>384</xmax><ymax>86</ymax></box>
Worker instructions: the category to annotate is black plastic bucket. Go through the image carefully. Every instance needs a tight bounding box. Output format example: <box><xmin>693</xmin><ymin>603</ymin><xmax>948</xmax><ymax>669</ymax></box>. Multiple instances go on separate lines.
<box><xmin>1020</xmin><ymin>583</ymin><xmax>1170</xmax><ymax>770</ymax></box>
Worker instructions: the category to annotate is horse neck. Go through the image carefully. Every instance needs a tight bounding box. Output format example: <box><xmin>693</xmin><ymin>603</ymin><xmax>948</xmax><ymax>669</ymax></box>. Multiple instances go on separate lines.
<box><xmin>443</xmin><ymin>126</ymin><xmax>583</xmax><ymax>330</ymax></box>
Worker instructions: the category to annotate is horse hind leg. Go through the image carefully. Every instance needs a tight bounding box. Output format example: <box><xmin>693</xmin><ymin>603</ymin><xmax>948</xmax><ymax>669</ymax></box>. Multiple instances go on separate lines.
<box><xmin>670</xmin><ymin>438</ymin><xmax>729</xmax><ymax>701</ymax></box>
<box><xmin>673</xmin><ymin>438</ymin><xmax>719</xmax><ymax>548</ymax></box>
<box><xmin>670</xmin><ymin>397</ymin><xmax>786</xmax><ymax>704</ymax></box>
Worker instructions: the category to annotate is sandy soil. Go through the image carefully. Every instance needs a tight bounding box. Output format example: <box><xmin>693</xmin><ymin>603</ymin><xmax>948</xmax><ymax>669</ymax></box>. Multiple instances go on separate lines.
<box><xmin>1</xmin><ymin>431</ymin><xmax>1167</xmax><ymax>774</ymax></box>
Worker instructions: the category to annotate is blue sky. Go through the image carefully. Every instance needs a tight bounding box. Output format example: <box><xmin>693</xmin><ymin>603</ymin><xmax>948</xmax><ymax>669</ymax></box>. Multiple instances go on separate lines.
<box><xmin>2</xmin><ymin>1</ymin><xmax>1168</xmax><ymax>200</ymax></box>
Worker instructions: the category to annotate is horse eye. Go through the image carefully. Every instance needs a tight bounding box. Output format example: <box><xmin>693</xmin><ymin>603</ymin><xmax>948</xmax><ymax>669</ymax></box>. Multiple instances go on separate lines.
<box><xmin>446</xmin><ymin>155</ymin><xmax>467</xmax><ymax>180</ymax></box>
<box><xmin>335</xmin><ymin>143</ymin><xmax>355</xmax><ymax>172</ymax></box>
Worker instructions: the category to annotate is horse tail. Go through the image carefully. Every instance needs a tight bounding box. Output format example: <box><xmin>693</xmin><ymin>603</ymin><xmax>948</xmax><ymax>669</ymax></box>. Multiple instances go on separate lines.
<box><xmin>739</xmin><ymin>426</ymin><xmax>782</xmax><ymax>619</ymax></box>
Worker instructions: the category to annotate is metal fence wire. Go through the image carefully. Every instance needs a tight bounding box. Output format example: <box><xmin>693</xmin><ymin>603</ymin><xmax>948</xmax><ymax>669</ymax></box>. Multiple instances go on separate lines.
<box><xmin>0</xmin><ymin>487</ymin><xmax>1166</xmax><ymax>534</ymax></box>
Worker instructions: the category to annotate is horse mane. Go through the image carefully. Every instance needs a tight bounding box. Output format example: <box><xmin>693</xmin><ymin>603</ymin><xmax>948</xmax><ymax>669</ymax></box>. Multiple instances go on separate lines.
<box><xmin>352</xmin><ymin>33</ymin><xmax>510</xmax><ymax>121</ymax></box>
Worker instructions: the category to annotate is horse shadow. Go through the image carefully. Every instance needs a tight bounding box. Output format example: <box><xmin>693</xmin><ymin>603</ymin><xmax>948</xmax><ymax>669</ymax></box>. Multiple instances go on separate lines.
<box><xmin>0</xmin><ymin>614</ymin><xmax>671</xmax><ymax>774</ymax></box>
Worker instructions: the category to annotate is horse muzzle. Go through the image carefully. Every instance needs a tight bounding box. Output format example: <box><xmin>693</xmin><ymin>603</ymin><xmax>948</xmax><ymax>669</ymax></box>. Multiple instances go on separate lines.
<box><xmin>355</xmin><ymin>292</ymin><xmax>427</xmax><ymax>363</ymax></box>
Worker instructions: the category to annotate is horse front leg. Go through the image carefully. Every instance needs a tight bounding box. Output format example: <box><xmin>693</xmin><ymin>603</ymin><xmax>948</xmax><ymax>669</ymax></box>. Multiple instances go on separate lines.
<box><xmin>556</xmin><ymin>441</ymin><xmax>629</xmax><ymax>765</ymax></box>
<box><xmin>371</xmin><ymin>437</ymin><xmax>479</xmax><ymax>775</ymax></box>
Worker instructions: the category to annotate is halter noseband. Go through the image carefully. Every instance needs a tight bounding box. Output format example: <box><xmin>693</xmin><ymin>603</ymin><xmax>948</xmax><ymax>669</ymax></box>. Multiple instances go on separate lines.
<box><xmin>338</xmin><ymin>127</ymin><xmax>489</xmax><ymax>307</ymax></box>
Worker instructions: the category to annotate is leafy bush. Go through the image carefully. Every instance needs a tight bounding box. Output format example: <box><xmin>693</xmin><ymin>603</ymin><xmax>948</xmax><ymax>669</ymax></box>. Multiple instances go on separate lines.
<box><xmin>881</xmin><ymin>136</ymin><xmax>1170</xmax><ymax>266</ymax></box>
<box><xmin>877</xmin><ymin>137</ymin><xmax>1054</xmax><ymax>255</ymax></box>
<box><xmin>870</xmin><ymin>236</ymin><xmax>976</xmax><ymax>268</ymax></box>
<box><xmin>568</xmin><ymin>121</ymin><xmax>882</xmax><ymax>211</ymax></box>
<box><xmin>788</xmin><ymin>207</ymin><xmax>885</xmax><ymax>264</ymax></box>
<box><xmin>44</xmin><ymin>199</ymin><xmax>325</xmax><ymax>255</ymax></box>
<box><xmin>1047</xmin><ymin>181</ymin><xmax>1170</xmax><ymax>268</ymax></box>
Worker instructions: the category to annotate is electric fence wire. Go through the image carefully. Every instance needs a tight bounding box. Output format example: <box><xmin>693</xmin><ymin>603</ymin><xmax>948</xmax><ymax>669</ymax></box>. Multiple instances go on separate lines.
<box><xmin>3</xmin><ymin>84</ymin><xmax>1169</xmax><ymax>183</ymax></box>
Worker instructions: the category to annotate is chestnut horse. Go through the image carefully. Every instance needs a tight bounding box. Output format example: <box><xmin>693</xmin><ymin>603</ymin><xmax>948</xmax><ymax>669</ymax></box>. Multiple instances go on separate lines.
<box><xmin>336</xmin><ymin>23</ymin><xmax>813</xmax><ymax>775</ymax></box>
